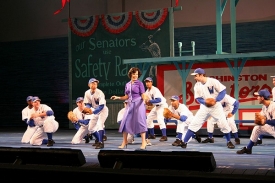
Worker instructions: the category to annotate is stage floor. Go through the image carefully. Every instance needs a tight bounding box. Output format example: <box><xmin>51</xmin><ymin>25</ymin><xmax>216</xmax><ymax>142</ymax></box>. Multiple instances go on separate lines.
<box><xmin>0</xmin><ymin>128</ymin><xmax>275</xmax><ymax>181</ymax></box>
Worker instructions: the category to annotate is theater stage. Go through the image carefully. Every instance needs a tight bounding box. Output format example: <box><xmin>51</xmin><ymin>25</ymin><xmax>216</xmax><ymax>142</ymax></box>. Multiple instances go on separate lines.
<box><xmin>0</xmin><ymin>128</ymin><xmax>274</xmax><ymax>182</ymax></box>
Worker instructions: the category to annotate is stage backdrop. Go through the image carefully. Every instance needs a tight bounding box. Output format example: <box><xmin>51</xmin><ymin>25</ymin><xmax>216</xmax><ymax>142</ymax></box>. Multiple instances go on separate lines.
<box><xmin>68</xmin><ymin>7</ymin><xmax>176</xmax><ymax>128</ymax></box>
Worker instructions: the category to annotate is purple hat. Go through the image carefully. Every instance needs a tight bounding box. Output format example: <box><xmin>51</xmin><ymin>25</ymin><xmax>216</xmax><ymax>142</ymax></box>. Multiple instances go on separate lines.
<box><xmin>254</xmin><ymin>89</ymin><xmax>270</xmax><ymax>99</ymax></box>
<box><xmin>88</xmin><ymin>78</ymin><xmax>99</xmax><ymax>84</ymax></box>
<box><xmin>170</xmin><ymin>95</ymin><xmax>179</xmax><ymax>101</ymax></box>
<box><xmin>190</xmin><ymin>68</ymin><xmax>205</xmax><ymax>75</ymax></box>
<box><xmin>26</xmin><ymin>96</ymin><xmax>33</xmax><ymax>101</ymax></box>
<box><xmin>32</xmin><ymin>96</ymin><xmax>41</xmax><ymax>102</ymax></box>
<box><xmin>76</xmin><ymin>97</ymin><xmax>84</xmax><ymax>103</ymax></box>
<box><xmin>144</xmin><ymin>77</ymin><xmax>153</xmax><ymax>82</ymax></box>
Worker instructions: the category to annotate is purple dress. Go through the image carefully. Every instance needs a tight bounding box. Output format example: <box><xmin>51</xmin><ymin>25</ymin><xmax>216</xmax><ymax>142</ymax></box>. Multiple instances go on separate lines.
<box><xmin>119</xmin><ymin>80</ymin><xmax>147</xmax><ymax>134</ymax></box>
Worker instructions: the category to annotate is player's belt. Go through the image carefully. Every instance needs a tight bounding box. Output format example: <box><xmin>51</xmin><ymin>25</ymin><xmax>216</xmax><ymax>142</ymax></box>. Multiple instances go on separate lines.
<box><xmin>156</xmin><ymin>104</ymin><xmax>161</xmax><ymax>107</ymax></box>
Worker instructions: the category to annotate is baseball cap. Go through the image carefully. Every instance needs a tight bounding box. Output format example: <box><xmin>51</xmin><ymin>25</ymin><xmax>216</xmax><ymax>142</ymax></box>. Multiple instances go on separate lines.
<box><xmin>170</xmin><ymin>95</ymin><xmax>179</xmax><ymax>101</ymax></box>
<box><xmin>144</xmin><ymin>77</ymin><xmax>153</xmax><ymax>82</ymax></box>
<box><xmin>254</xmin><ymin>89</ymin><xmax>270</xmax><ymax>99</ymax></box>
<box><xmin>88</xmin><ymin>78</ymin><xmax>99</xmax><ymax>84</ymax></box>
<box><xmin>32</xmin><ymin>96</ymin><xmax>41</xmax><ymax>102</ymax></box>
<box><xmin>26</xmin><ymin>96</ymin><xmax>33</xmax><ymax>101</ymax></box>
<box><xmin>76</xmin><ymin>97</ymin><xmax>84</xmax><ymax>103</ymax></box>
<box><xmin>190</xmin><ymin>68</ymin><xmax>205</xmax><ymax>75</ymax></box>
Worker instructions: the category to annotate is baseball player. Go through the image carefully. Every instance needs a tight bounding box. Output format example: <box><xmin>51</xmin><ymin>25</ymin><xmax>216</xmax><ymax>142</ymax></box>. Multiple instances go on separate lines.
<box><xmin>27</xmin><ymin>96</ymin><xmax>59</xmax><ymax>146</ymax></box>
<box><xmin>165</xmin><ymin>95</ymin><xmax>201</xmax><ymax>146</ymax></box>
<box><xmin>117</xmin><ymin>101</ymin><xmax>135</xmax><ymax>144</ymax></box>
<box><xmin>71</xmin><ymin>97</ymin><xmax>94</xmax><ymax>144</ymax></box>
<box><xmin>21</xmin><ymin>96</ymin><xmax>39</xmax><ymax>143</ymax></box>
<box><xmin>254</xmin><ymin>76</ymin><xmax>275</xmax><ymax>146</ymax></box>
<box><xmin>202</xmin><ymin>94</ymin><xmax>240</xmax><ymax>145</ymax></box>
<box><xmin>181</xmin><ymin>68</ymin><xmax>235</xmax><ymax>149</ymax></box>
<box><xmin>237</xmin><ymin>89</ymin><xmax>275</xmax><ymax>154</ymax></box>
<box><xmin>144</xmin><ymin>77</ymin><xmax>169</xmax><ymax>142</ymax></box>
<box><xmin>84</xmin><ymin>78</ymin><xmax>109</xmax><ymax>149</ymax></box>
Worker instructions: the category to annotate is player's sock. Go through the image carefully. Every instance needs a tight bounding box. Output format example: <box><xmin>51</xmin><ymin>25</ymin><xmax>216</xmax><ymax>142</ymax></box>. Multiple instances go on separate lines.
<box><xmin>183</xmin><ymin>130</ymin><xmax>194</xmax><ymax>143</ymax></box>
<box><xmin>148</xmin><ymin>128</ymin><xmax>154</xmax><ymax>136</ymax></box>
<box><xmin>258</xmin><ymin>134</ymin><xmax>263</xmax><ymax>140</ymax></box>
<box><xmin>98</xmin><ymin>130</ymin><xmax>104</xmax><ymax>142</ymax></box>
<box><xmin>224</xmin><ymin>133</ymin><xmax>231</xmax><ymax>142</ymax></box>
<box><xmin>161</xmin><ymin>128</ymin><xmax>167</xmax><ymax>136</ymax></box>
<box><xmin>42</xmin><ymin>139</ymin><xmax>48</xmax><ymax>144</ymax></box>
<box><xmin>208</xmin><ymin>133</ymin><xmax>213</xmax><ymax>138</ymax></box>
<box><xmin>47</xmin><ymin>133</ymin><xmax>53</xmax><ymax>140</ymax></box>
<box><xmin>233</xmin><ymin>132</ymin><xmax>239</xmax><ymax>138</ymax></box>
<box><xmin>247</xmin><ymin>140</ymin><xmax>254</xmax><ymax>149</ymax></box>
<box><xmin>177</xmin><ymin>133</ymin><xmax>182</xmax><ymax>140</ymax></box>
<box><xmin>92</xmin><ymin>131</ymin><xmax>100</xmax><ymax>141</ymax></box>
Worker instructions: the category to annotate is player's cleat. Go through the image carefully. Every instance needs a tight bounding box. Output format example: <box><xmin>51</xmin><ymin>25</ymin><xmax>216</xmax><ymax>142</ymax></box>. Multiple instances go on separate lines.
<box><xmin>92</xmin><ymin>140</ymin><xmax>99</xmax><ymax>146</ymax></box>
<box><xmin>227</xmin><ymin>141</ymin><xmax>235</xmax><ymax>149</ymax></box>
<box><xmin>181</xmin><ymin>142</ymin><xmax>187</xmax><ymax>148</ymax></box>
<box><xmin>89</xmin><ymin>134</ymin><xmax>93</xmax><ymax>140</ymax></box>
<box><xmin>47</xmin><ymin>139</ymin><xmax>54</xmax><ymax>147</ymax></box>
<box><xmin>146</xmin><ymin>139</ymin><xmax>152</xmax><ymax>146</ymax></box>
<box><xmin>172</xmin><ymin>139</ymin><xmax>183</xmax><ymax>146</ymax></box>
<box><xmin>235</xmin><ymin>138</ymin><xmax>240</xmax><ymax>145</ymax></box>
<box><xmin>236</xmin><ymin>147</ymin><xmax>252</xmax><ymax>154</ymax></box>
<box><xmin>148</xmin><ymin>134</ymin><xmax>156</xmax><ymax>139</ymax></box>
<box><xmin>95</xmin><ymin>142</ymin><xmax>104</xmax><ymax>149</ymax></box>
<box><xmin>159</xmin><ymin>136</ymin><xmax>168</xmax><ymax>141</ymax></box>
<box><xmin>84</xmin><ymin>135</ymin><xmax>90</xmax><ymax>143</ymax></box>
<box><xmin>201</xmin><ymin>137</ymin><xmax>214</xmax><ymax>143</ymax></box>
<box><xmin>103</xmin><ymin>135</ymin><xmax>107</xmax><ymax>141</ymax></box>
<box><xmin>194</xmin><ymin>133</ymin><xmax>201</xmax><ymax>143</ymax></box>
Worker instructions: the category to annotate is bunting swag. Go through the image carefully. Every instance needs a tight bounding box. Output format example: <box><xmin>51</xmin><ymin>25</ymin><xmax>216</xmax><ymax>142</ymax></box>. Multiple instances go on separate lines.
<box><xmin>135</xmin><ymin>8</ymin><xmax>168</xmax><ymax>30</ymax></box>
<box><xmin>69</xmin><ymin>8</ymin><xmax>168</xmax><ymax>36</ymax></box>
<box><xmin>101</xmin><ymin>12</ymin><xmax>133</xmax><ymax>34</ymax></box>
<box><xmin>68</xmin><ymin>15</ymin><xmax>99</xmax><ymax>37</ymax></box>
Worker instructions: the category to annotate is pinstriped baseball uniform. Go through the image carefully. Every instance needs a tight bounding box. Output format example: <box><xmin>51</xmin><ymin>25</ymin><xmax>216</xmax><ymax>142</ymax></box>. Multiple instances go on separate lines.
<box><xmin>168</xmin><ymin>103</ymin><xmax>194</xmax><ymax>142</ymax></box>
<box><xmin>84</xmin><ymin>88</ymin><xmax>109</xmax><ymax>132</ymax></box>
<box><xmin>207</xmin><ymin>94</ymin><xmax>239</xmax><ymax>134</ymax></box>
<box><xmin>250</xmin><ymin>101</ymin><xmax>275</xmax><ymax>141</ymax></box>
<box><xmin>188</xmin><ymin>77</ymin><xmax>231</xmax><ymax>133</ymax></box>
<box><xmin>21</xmin><ymin>96</ymin><xmax>39</xmax><ymax>143</ymax></box>
<box><xmin>145</xmin><ymin>85</ymin><xmax>168</xmax><ymax>130</ymax></box>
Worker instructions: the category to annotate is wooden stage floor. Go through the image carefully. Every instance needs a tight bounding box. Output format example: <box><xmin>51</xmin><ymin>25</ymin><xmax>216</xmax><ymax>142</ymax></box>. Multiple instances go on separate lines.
<box><xmin>0</xmin><ymin>127</ymin><xmax>275</xmax><ymax>182</ymax></box>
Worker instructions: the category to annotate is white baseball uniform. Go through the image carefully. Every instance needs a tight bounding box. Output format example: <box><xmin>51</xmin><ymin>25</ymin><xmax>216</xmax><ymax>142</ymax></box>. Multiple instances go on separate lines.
<box><xmin>189</xmin><ymin>77</ymin><xmax>231</xmax><ymax>133</ymax></box>
<box><xmin>145</xmin><ymin>85</ymin><xmax>168</xmax><ymax>129</ymax></box>
<box><xmin>29</xmin><ymin>104</ymin><xmax>59</xmax><ymax>145</ymax></box>
<box><xmin>21</xmin><ymin>105</ymin><xmax>38</xmax><ymax>143</ymax></box>
<box><xmin>207</xmin><ymin>94</ymin><xmax>239</xmax><ymax>133</ymax></box>
<box><xmin>71</xmin><ymin>107</ymin><xmax>91</xmax><ymax>144</ymax></box>
<box><xmin>168</xmin><ymin>103</ymin><xmax>194</xmax><ymax>142</ymax></box>
<box><xmin>84</xmin><ymin>88</ymin><xmax>109</xmax><ymax>132</ymax></box>
<box><xmin>250</xmin><ymin>101</ymin><xmax>275</xmax><ymax>141</ymax></box>
<box><xmin>272</xmin><ymin>87</ymin><xmax>275</xmax><ymax>101</ymax></box>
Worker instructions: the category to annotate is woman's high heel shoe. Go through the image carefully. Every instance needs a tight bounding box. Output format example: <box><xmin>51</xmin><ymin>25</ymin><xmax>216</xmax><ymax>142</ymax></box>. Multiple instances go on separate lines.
<box><xmin>118</xmin><ymin>144</ymin><xmax>127</xmax><ymax>149</ymax></box>
<box><xmin>136</xmin><ymin>144</ymin><xmax>146</xmax><ymax>151</ymax></box>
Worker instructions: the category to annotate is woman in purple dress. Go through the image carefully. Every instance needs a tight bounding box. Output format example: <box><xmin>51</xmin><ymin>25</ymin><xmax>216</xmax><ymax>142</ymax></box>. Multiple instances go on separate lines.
<box><xmin>111</xmin><ymin>67</ymin><xmax>148</xmax><ymax>150</ymax></box>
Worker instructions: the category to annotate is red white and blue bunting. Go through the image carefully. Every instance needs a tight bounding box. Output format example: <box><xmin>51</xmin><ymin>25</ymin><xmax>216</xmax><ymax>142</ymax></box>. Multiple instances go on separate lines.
<box><xmin>68</xmin><ymin>8</ymin><xmax>168</xmax><ymax>36</ymax></box>
<box><xmin>135</xmin><ymin>8</ymin><xmax>168</xmax><ymax>30</ymax></box>
<box><xmin>101</xmin><ymin>12</ymin><xmax>133</xmax><ymax>34</ymax></box>
<box><xmin>68</xmin><ymin>15</ymin><xmax>99</xmax><ymax>37</ymax></box>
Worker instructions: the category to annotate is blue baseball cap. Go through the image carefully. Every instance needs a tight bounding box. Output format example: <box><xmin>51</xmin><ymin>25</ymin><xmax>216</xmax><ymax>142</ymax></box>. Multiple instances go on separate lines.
<box><xmin>32</xmin><ymin>96</ymin><xmax>41</xmax><ymax>102</ymax></box>
<box><xmin>144</xmin><ymin>77</ymin><xmax>153</xmax><ymax>82</ymax></box>
<box><xmin>170</xmin><ymin>95</ymin><xmax>179</xmax><ymax>101</ymax></box>
<box><xmin>88</xmin><ymin>78</ymin><xmax>99</xmax><ymax>84</ymax></box>
<box><xmin>76</xmin><ymin>97</ymin><xmax>84</xmax><ymax>103</ymax></box>
<box><xmin>26</xmin><ymin>96</ymin><xmax>33</xmax><ymax>101</ymax></box>
<box><xmin>190</xmin><ymin>68</ymin><xmax>205</xmax><ymax>75</ymax></box>
<box><xmin>254</xmin><ymin>89</ymin><xmax>270</xmax><ymax>99</ymax></box>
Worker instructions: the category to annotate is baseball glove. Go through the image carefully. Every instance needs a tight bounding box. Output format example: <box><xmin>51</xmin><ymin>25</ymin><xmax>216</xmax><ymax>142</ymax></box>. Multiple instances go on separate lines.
<box><xmin>67</xmin><ymin>111</ymin><xmax>78</xmax><ymax>123</ymax></box>
<box><xmin>163</xmin><ymin>108</ymin><xmax>173</xmax><ymax>119</ymax></box>
<box><xmin>205</xmin><ymin>98</ymin><xmax>216</xmax><ymax>107</ymax></box>
<box><xmin>254</xmin><ymin>112</ymin><xmax>266</xmax><ymax>126</ymax></box>
<box><xmin>82</xmin><ymin>107</ymin><xmax>93</xmax><ymax>114</ymax></box>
